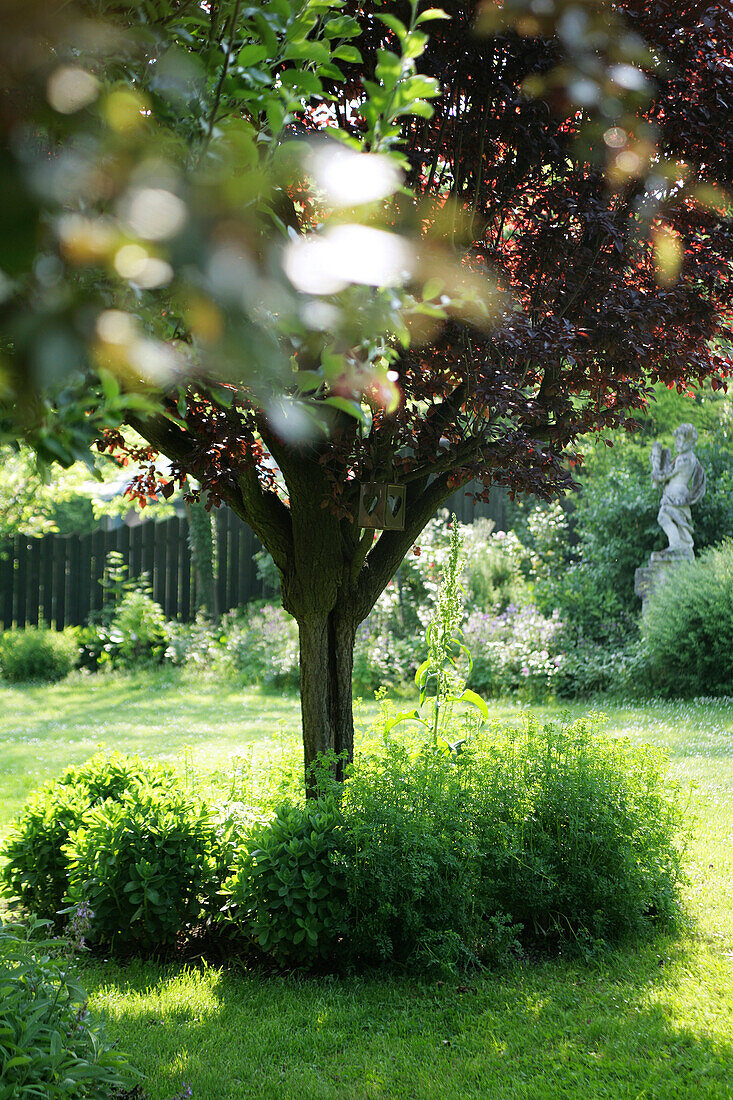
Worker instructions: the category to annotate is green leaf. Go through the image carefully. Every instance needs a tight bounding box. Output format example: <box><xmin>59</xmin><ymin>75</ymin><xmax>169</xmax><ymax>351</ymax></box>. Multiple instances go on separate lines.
<box><xmin>283</xmin><ymin>40</ymin><xmax>332</xmax><ymax>64</ymax></box>
<box><xmin>416</xmin><ymin>8</ymin><xmax>451</xmax><ymax>25</ymax></box>
<box><xmin>265</xmin><ymin>98</ymin><xmax>286</xmax><ymax>134</ymax></box>
<box><xmin>98</xmin><ymin>369</ymin><xmax>120</xmax><ymax>401</ymax></box>
<box><xmin>402</xmin><ymin>31</ymin><xmax>429</xmax><ymax>61</ymax></box>
<box><xmin>266</xmin><ymin>0</ymin><xmax>291</xmax><ymax>20</ymax></box>
<box><xmin>322</xmin><ymin>15</ymin><xmax>361</xmax><ymax>38</ymax></box>
<box><xmin>375</xmin><ymin>12</ymin><xmax>407</xmax><ymax>40</ymax></box>
<box><xmin>410</xmin><ymin>302</ymin><xmax>447</xmax><ymax>318</ymax></box>
<box><xmin>331</xmin><ymin>44</ymin><xmax>362</xmax><ymax>64</ymax></box>
<box><xmin>4</xmin><ymin>1056</ymin><xmax>32</xmax><ymax>1069</ymax></box>
<box><xmin>414</xmin><ymin>658</ymin><xmax>431</xmax><ymax>686</ymax></box>
<box><xmin>458</xmin><ymin>689</ymin><xmax>489</xmax><ymax>718</ymax></box>
<box><xmin>401</xmin><ymin>75</ymin><xmax>441</xmax><ymax>99</ymax></box>
<box><xmin>237</xmin><ymin>43</ymin><xmax>269</xmax><ymax>66</ymax></box>
<box><xmin>320</xmin><ymin>346</ymin><xmax>346</xmax><ymax>378</ymax></box>
<box><xmin>383</xmin><ymin>709</ymin><xmax>424</xmax><ymax>733</ymax></box>
<box><xmin>323</xmin><ymin>396</ymin><xmax>368</xmax><ymax>424</ymax></box>
<box><xmin>281</xmin><ymin>69</ymin><xmax>323</xmax><ymax>97</ymax></box>
<box><xmin>314</xmin><ymin>61</ymin><xmax>345</xmax><ymax>82</ymax></box>
<box><xmin>375</xmin><ymin>49</ymin><xmax>403</xmax><ymax>85</ymax></box>
<box><xmin>422</xmin><ymin>276</ymin><xmax>444</xmax><ymax>299</ymax></box>
<box><xmin>252</xmin><ymin>11</ymin><xmax>279</xmax><ymax>54</ymax></box>
<box><xmin>397</xmin><ymin>100</ymin><xmax>435</xmax><ymax>119</ymax></box>
<box><xmin>293</xmin><ymin>370</ymin><xmax>323</xmax><ymax>394</ymax></box>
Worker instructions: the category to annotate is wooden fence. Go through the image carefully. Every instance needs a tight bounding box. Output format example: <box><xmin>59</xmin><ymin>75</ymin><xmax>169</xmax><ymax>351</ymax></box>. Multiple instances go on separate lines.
<box><xmin>444</xmin><ymin>481</ymin><xmax>506</xmax><ymax>529</ymax></box>
<box><xmin>0</xmin><ymin>483</ymin><xmax>506</xmax><ymax>631</ymax></box>
<box><xmin>0</xmin><ymin>509</ymin><xmax>266</xmax><ymax>631</ymax></box>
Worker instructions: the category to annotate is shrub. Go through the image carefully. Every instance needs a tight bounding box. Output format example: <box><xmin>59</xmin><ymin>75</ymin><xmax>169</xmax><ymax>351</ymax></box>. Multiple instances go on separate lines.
<box><xmin>642</xmin><ymin>540</ymin><xmax>733</xmax><ymax>696</ymax></box>
<box><xmin>75</xmin><ymin>623</ymin><xmax>113</xmax><ymax>671</ymax></box>
<box><xmin>111</xmin><ymin>590</ymin><xmax>169</xmax><ymax>668</ymax></box>
<box><xmin>1</xmin><ymin>786</ymin><xmax>90</xmax><ymax>921</ymax></box>
<box><xmin>225</xmin><ymin>798</ymin><xmax>346</xmax><ymax>968</ymax></box>
<box><xmin>461</xmin><ymin>521</ymin><xmax>530</xmax><ymax>612</ymax></box>
<box><xmin>166</xmin><ymin>614</ymin><xmax>220</xmax><ymax>668</ymax></box>
<box><xmin>0</xmin><ymin>918</ymin><xmax>136</xmax><ymax>1097</ymax></box>
<box><xmin>77</xmin><ymin>593</ymin><xmax>169</xmax><ymax>671</ymax></box>
<box><xmin>341</xmin><ymin>739</ymin><xmax>498</xmax><ymax>973</ymax></box>
<box><xmin>352</xmin><ymin>622</ymin><xmax>417</xmax><ymax>694</ymax></box>
<box><xmin>471</xmin><ymin>716</ymin><xmax>685</xmax><ymax>944</ymax></box>
<box><xmin>218</xmin><ymin>603</ymin><xmax>299</xmax><ymax>688</ymax></box>
<box><xmin>66</xmin><ymin>786</ymin><xmax>219</xmax><ymax>953</ymax></box>
<box><xmin>553</xmin><ymin>637</ymin><xmax>652</xmax><ymax>698</ymax></box>
<box><xmin>0</xmin><ymin>627</ymin><xmax>77</xmax><ymax>683</ymax></box>
<box><xmin>339</xmin><ymin>713</ymin><xmax>685</xmax><ymax>972</ymax></box>
<box><xmin>1</xmin><ymin>753</ymin><xmax>176</xmax><ymax>919</ymax></box>
<box><xmin>75</xmin><ymin>553</ymin><xmax>166</xmax><ymax>671</ymax></box>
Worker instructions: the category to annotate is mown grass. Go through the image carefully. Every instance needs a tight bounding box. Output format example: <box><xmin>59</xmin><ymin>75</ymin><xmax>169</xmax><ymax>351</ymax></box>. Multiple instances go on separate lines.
<box><xmin>2</xmin><ymin>672</ymin><xmax>733</xmax><ymax>1099</ymax></box>
<box><xmin>0</xmin><ymin>669</ymin><xmax>309</xmax><ymax>829</ymax></box>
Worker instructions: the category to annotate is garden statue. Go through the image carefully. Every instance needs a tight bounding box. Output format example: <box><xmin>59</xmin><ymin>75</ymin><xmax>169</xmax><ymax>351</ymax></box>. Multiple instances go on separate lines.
<box><xmin>650</xmin><ymin>423</ymin><xmax>706</xmax><ymax>560</ymax></box>
<box><xmin>635</xmin><ymin>423</ymin><xmax>706</xmax><ymax>610</ymax></box>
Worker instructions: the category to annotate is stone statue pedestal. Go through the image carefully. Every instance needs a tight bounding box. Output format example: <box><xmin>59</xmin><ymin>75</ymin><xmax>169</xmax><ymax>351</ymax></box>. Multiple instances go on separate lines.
<box><xmin>635</xmin><ymin>549</ymin><xmax>693</xmax><ymax>613</ymax></box>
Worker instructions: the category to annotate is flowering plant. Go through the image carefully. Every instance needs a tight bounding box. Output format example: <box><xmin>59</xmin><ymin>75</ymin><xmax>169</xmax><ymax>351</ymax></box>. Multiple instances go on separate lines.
<box><xmin>463</xmin><ymin>603</ymin><xmax>565</xmax><ymax>701</ymax></box>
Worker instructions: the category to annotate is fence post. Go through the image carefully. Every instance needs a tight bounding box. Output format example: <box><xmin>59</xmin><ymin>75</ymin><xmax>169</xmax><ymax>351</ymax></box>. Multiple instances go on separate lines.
<box><xmin>0</xmin><ymin>549</ymin><xmax>14</xmax><ymax>630</ymax></box>
<box><xmin>216</xmin><ymin>511</ymin><xmax>228</xmax><ymax>614</ymax></box>
<box><xmin>15</xmin><ymin>536</ymin><xmax>28</xmax><ymax>629</ymax></box>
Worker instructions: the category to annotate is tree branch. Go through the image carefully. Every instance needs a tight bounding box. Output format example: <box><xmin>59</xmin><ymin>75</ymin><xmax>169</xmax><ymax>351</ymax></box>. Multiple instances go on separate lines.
<box><xmin>400</xmin><ymin>432</ymin><xmax>487</xmax><ymax>483</ymax></box>
<box><xmin>128</xmin><ymin>412</ymin><xmax>200</xmax><ymax>468</ymax></box>
<box><xmin>423</xmin><ymin>379</ymin><xmax>469</xmax><ymax>436</ymax></box>
<box><xmin>204</xmin><ymin>0</ymin><xmax>241</xmax><ymax>148</ymax></box>
<box><xmin>233</xmin><ymin>463</ymin><xmax>293</xmax><ymax>573</ymax></box>
<box><xmin>130</xmin><ymin>411</ymin><xmax>294</xmax><ymax>572</ymax></box>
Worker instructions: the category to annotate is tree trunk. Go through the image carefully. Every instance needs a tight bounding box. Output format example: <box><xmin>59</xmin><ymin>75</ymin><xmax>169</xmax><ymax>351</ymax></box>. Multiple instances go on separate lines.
<box><xmin>298</xmin><ymin>606</ymin><xmax>355</xmax><ymax>794</ymax></box>
<box><xmin>133</xmin><ymin>412</ymin><xmax>466</xmax><ymax>799</ymax></box>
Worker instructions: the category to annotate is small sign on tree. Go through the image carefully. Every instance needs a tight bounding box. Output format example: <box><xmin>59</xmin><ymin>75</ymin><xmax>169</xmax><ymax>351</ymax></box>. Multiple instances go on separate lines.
<box><xmin>358</xmin><ymin>482</ymin><xmax>406</xmax><ymax>530</ymax></box>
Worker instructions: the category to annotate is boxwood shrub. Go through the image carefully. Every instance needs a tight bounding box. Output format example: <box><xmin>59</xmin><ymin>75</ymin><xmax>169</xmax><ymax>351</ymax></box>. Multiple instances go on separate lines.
<box><xmin>1</xmin><ymin>752</ymin><xmax>176</xmax><ymax>919</ymax></box>
<box><xmin>643</xmin><ymin>540</ymin><xmax>733</xmax><ymax>696</ymax></box>
<box><xmin>65</xmin><ymin>786</ymin><xmax>220</xmax><ymax>953</ymax></box>
<box><xmin>224</xmin><ymin>797</ymin><xmax>346</xmax><ymax>968</ymax></box>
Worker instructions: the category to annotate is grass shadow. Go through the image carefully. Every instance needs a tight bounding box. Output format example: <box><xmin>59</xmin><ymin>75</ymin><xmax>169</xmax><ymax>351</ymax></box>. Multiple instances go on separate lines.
<box><xmin>83</xmin><ymin>935</ymin><xmax>733</xmax><ymax>1100</ymax></box>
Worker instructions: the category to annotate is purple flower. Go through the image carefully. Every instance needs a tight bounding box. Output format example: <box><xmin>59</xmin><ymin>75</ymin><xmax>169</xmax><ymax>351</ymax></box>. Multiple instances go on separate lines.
<box><xmin>68</xmin><ymin>900</ymin><xmax>95</xmax><ymax>951</ymax></box>
<box><xmin>170</xmin><ymin>1086</ymin><xmax>193</xmax><ymax>1100</ymax></box>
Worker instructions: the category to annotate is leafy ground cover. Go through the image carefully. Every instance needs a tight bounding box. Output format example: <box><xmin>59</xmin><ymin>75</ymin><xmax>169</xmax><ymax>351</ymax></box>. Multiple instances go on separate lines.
<box><xmin>2</xmin><ymin>673</ymin><xmax>733</xmax><ymax>1099</ymax></box>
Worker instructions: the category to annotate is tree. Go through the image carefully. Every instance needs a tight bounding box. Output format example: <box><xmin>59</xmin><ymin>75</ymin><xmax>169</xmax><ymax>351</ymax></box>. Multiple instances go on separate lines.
<box><xmin>4</xmin><ymin>1</ymin><xmax>733</xmax><ymax>787</ymax></box>
<box><xmin>120</xmin><ymin>1</ymin><xmax>732</xmax><ymax>787</ymax></box>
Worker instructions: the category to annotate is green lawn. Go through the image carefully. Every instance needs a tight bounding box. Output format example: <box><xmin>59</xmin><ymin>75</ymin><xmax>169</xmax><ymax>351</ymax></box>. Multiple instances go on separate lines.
<box><xmin>2</xmin><ymin>672</ymin><xmax>733</xmax><ymax>1099</ymax></box>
